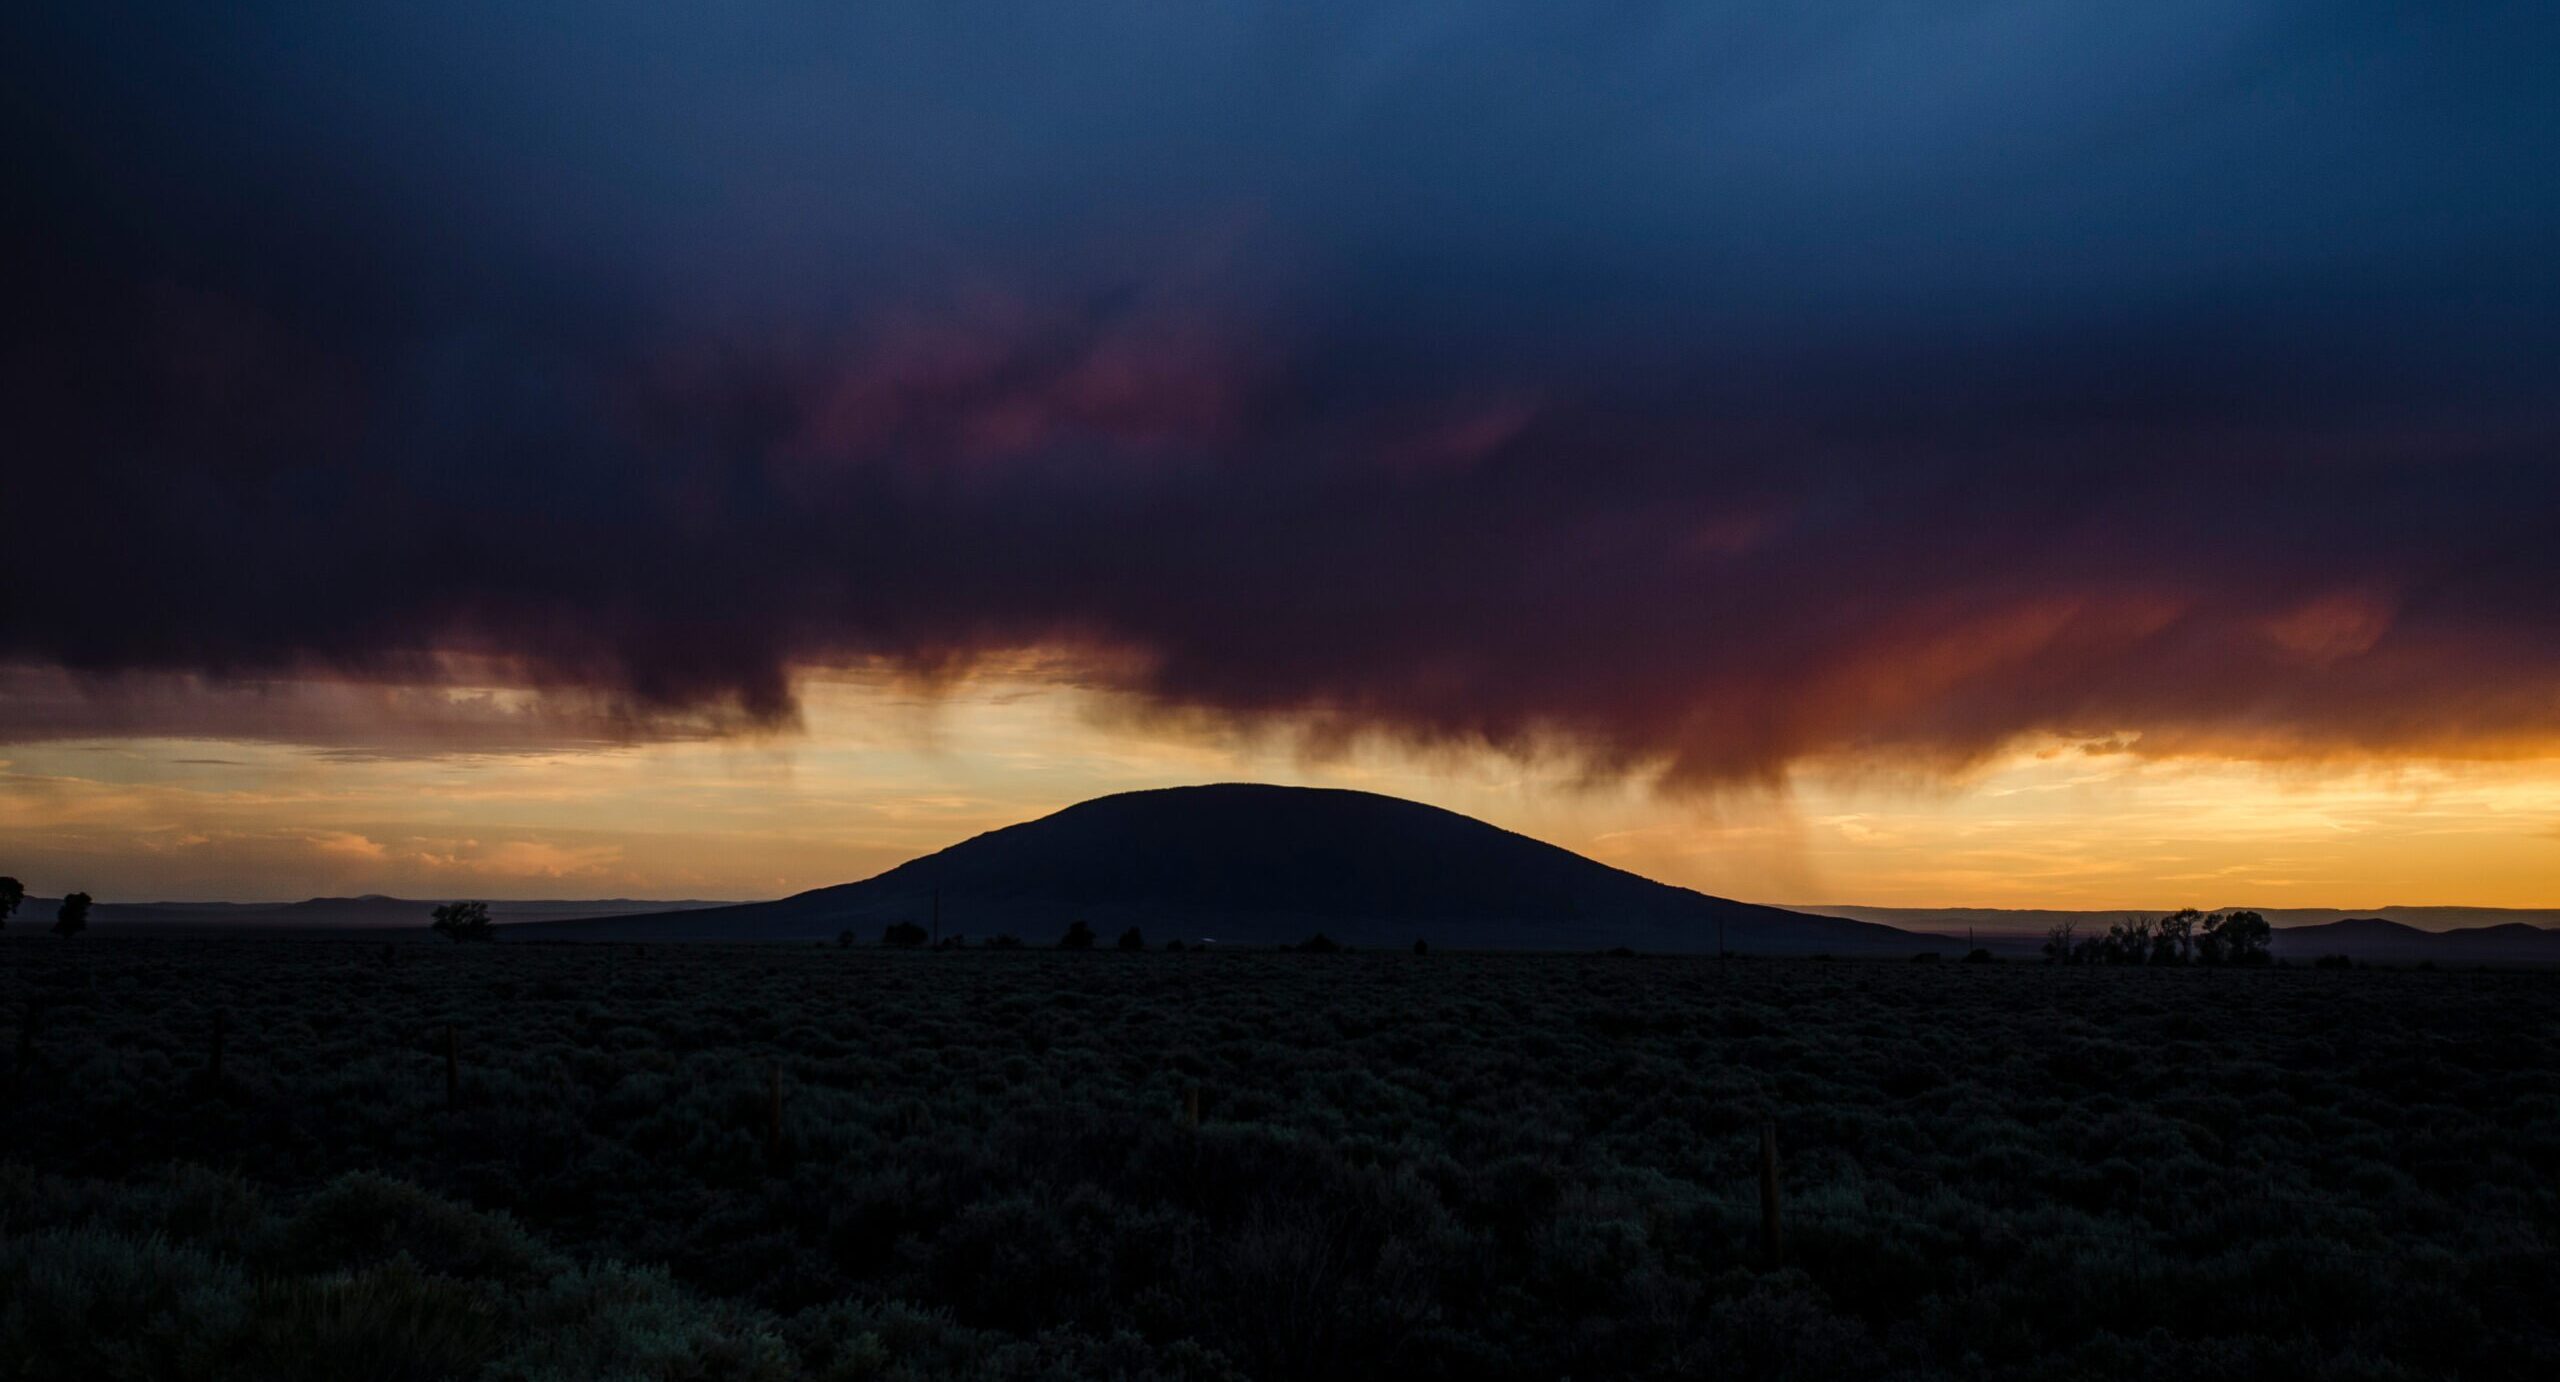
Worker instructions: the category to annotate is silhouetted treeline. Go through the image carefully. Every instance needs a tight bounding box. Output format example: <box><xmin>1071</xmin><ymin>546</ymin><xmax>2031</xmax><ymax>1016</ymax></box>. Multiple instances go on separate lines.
<box><xmin>2042</xmin><ymin>908</ymin><xmax>2271</xmax><ymax>965</ymax></box>
<box><xmin>0</xmin><ymin>879</ymin><xmax>93</xmax><ymax>938</ymax></box>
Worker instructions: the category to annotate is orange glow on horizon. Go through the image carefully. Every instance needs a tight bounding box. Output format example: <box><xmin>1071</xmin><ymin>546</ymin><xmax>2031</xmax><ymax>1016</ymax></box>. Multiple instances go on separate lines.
<box><xmin>3</xmin><ymin>665</ymin><xmax>2557</xmax><ymax>911</ymax></box>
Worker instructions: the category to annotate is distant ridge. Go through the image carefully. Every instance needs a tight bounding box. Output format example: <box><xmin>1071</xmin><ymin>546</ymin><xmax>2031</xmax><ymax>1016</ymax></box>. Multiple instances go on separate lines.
<box><xmin>9</xmin><ymin>896</ymin><xmax>731</xmax><ymax>933</ymax></box>
<box><xmin>1803</xmin><ymin>905</ymin><xmax>2560</xmax><ymax>962</ymax></box>
<box><xmin>525</xmin><ymin>784</ymin><xmax>1937</xmax><ymax>952</ymax></box>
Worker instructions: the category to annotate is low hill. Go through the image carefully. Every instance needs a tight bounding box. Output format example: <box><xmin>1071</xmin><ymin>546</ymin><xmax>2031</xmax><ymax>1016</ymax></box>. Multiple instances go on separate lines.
<box><xmin>2270</xmin><ymin>917</ymin><xmax>2560</xmax><ymax>963</ymax></box>
<box><xmin>524</xmin><ymin>784</ymin><xmax>1940</xmax><ymax>953</ymax></box>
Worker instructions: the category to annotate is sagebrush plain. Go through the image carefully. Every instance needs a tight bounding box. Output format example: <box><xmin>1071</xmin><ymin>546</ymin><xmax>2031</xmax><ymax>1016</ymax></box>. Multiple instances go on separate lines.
<box><xmin>5</xmin><ymin>941</ymin><xmax>2555</xmax><ymax>1380</ymax></box>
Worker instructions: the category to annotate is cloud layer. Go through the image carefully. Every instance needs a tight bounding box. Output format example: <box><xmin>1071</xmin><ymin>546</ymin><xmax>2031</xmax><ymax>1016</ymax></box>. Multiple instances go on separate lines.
<box><xmin>7</xmin><ymin>3</ymin><xmax>2557</xmax><ymax>782</ymax></box>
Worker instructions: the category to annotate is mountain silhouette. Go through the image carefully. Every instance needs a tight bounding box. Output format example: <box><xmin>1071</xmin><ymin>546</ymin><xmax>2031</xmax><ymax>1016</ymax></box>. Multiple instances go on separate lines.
<box><xmin>524</xmin><ymin>783</ymin><xmax>1937</xmax><ymax>952</ymax></box>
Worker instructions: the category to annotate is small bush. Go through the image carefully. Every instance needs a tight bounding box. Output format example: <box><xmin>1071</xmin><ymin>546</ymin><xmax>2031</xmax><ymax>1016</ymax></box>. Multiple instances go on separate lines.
<box><xmin>269</xmin><ymin>1173</ymin><xmax>551</xmax><ymax>1285</ymax></box>
<box><xmin>243</xmin><ymin>1259</ymin><xmax>504</xmax><ymax>1382</ymax></box>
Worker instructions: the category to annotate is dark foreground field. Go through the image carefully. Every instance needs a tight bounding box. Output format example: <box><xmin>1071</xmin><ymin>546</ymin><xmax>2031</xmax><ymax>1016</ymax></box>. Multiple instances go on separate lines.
<box><xmin>4</xmin><ymin>943</ymin><xmax>2555</xmax><ymax>1381</ymax></box>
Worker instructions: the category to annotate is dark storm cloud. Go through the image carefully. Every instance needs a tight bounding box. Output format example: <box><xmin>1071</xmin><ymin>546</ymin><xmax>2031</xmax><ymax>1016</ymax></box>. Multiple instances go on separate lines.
<box><xmin>6</xmin><ymin>2</ymin><xmax>2557</xmax><ymax>779</ymax></box>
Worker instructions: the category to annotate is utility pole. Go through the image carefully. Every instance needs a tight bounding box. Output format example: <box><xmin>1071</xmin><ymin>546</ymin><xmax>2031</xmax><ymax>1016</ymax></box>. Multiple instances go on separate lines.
<box><xmin>766</xmin><ymin>1062</ymin><xmax>784</xmax><ymax>1165</ymax></box>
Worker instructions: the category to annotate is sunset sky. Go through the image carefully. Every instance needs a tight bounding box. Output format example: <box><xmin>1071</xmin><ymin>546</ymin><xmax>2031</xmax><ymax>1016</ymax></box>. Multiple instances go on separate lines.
<box><xmin>6</xmin><ymin>4</ymin><xmax>2557</xmax><ymax>907</ymax></box>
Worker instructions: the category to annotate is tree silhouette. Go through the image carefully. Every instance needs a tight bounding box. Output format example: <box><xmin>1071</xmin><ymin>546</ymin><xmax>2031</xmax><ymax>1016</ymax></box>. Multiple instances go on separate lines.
<box><xmin>430</xmin><ymin>900</ymin><xmax>494</xmax><ymax>943</ymax></box>
<box><xmin>2202</xmin><ymin>909</ymin><xmax>2272</xmax><ymax>966</ymax></box>
<box><xmin>53</xmin><ymin>891</ymin><xmax>91</xmax><ymax>938</ymax></box>
<box><xmin>1059</xmin><ymin>920</ymin><xmax>1097</xmax><ymax>950</ymax></box>
<box><xmin>2041</xmin><ymin>920</ymin><xmax>2077</xmax><ymax>963</ymax></box>
<box><xmin>0</xmin><ymin>876</ymin><xmax>21</xmax><ymax>932</ymax></box>
<box><xmin>2095</xmin><ymin>916</ymin><xmax>2156</xmax><ymax>965</ymax></box>
<box><xmin>2155</xmin><ymin>908</ymin><xmax>2200</xmax><ymax>965</ymax></box>
<box><xmin>883</xmin><ymin>920</ymin><xmax>927</xmax><ymax>948</ymax></box>
<box><xmin>1116</xmin><ymin>926</ymin><xmax>1145</xmax><ymax>951</ymax></box>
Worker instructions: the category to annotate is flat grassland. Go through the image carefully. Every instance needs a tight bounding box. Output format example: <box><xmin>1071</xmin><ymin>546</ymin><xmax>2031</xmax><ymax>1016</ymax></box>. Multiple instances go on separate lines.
<box><xmin>4</xmin><ymin>942</ymin><xmax>2555</xmax><ymax>1380</ymax></box>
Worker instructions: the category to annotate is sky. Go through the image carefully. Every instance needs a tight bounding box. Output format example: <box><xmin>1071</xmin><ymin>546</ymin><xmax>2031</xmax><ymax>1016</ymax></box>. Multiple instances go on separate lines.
<box><xmin>4</xmin><ymin>3</ymin><xmax>2558</xmax><ymax>906</ymax></box>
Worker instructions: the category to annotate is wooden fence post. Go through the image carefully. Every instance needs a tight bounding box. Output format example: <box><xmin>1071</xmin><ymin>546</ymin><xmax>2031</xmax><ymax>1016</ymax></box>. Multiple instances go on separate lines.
<box><xmin>12</xmin><ymin>1005</ymin><xmax>33</xmax><ymax>1094</ymax></box>
<box><xmin>443</xmin><ymin>1023</ymin><xmax>459</xmax><ymax>1111</ymax></box>
<box><xmin>1759</xmin><ymin>1120</ymin><xmax>1784</xmax><ymax>1265</ymax></box>
<box><xmin>766</xmin><ymin>1062</ymin><xmax>784</xmax><ymax>1164</ymax></box>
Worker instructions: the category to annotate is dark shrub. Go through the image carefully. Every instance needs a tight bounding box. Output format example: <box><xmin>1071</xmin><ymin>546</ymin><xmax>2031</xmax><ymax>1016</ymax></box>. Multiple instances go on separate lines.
<box><xmin>1117</xmin><ymin>927</ymin><xmax>1145</xmax><ymax>951</ymax></box>
<box><xmin>1412</xmin><ymin>939</ymin><xmax>1430</xmax><ymax>956</ymax></box>
<box><xmin>1964</xmin><ymin>948</ymin><xmax>1995</xmax><ymax>963</ymax></box>
<box><xmin>244</xmin><ymin>1262</ymin><xmax>503</xmax><ymax>1382</ymax></box>
<box><xmin>271</xmin><ymin>1173</ymin><xmax>551</xmax><ymax>1285</ymax></box>
<box><xmin>986</xmin><ymin>934</ymin><xmax>1024</xmax><ymax>950</ymax></box>
<box><xmin>1296</xmin><ymin>933</ymin><xmax>1341</xmax><ymax>954</ymax></box>
<box><xmin>882</xmin><ymin>921</ymin><xmax>928</xmax><ymax>948</ymax></box>
<box><xmin>1059</xmin><ymin>921</ymin><xmax>1097</xmax><ymax>950</ymax></box>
